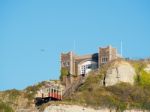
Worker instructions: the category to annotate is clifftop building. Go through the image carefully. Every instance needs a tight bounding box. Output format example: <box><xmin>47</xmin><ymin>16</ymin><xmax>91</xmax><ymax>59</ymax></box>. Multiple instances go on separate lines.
<box><xmin>61</xmin><ymin>45</ymin><xmax>121</xmax><ymax>76</ymax></box>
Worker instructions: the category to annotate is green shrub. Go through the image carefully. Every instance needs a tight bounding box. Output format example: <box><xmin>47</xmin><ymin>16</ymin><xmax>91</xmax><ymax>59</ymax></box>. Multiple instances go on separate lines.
<box><xmin>134</xmin><ymin>69</ymin><xmax>150</xmax><ymax>87</ymax></box>
<box><xmin>139</xmin><ymin>70</ymin><xmax>150</xmax><ymax>87</ymax></box>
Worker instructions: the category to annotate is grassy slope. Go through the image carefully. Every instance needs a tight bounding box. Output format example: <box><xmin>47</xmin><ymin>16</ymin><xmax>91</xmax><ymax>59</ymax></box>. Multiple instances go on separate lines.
<box><xmin>0</xmin><ymin>100</ymin><xmax>14</xmax><ymax>112</ymax></box>
<box><xmin>64</xmin><ymin>60</ymin><xmax>150</xmax><ymax>111</ymax></box>
<box><xmin>0</xmin><ymin>81</ymin><xmax>46</xmax><ymax>112</ymax></box>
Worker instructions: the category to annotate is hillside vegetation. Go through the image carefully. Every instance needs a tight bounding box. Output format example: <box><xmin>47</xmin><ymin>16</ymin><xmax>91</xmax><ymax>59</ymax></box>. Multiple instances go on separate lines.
<box><xmin>0</xmin><ymin>100</ymin><xmax>14</xmax><ymax>112</ymax></box>
<box><xmin>1</xmin><ymin>59</ymin><xmax>150</xmax><ymax>112</ymax></box>
<box><xmin>0</xmin><ymin>81</ymin><xmax>47</xmax><ymax>112</ymax></box>
<box><xmin>64</xmin><ymin>60</ymin><xmax>150</xmax><ymax>111</ymax></box>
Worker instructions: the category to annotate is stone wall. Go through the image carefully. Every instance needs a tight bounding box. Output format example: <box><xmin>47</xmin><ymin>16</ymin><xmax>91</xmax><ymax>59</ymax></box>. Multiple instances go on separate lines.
<box><xmin>98</xmin><ymin>45</ymin><xmax>118</xmax><ymax>67</ymax></box>
<box><xmin>61</xmin><ymin>52</ymin><xmax>75</xmax><ymax>75</ymax></box>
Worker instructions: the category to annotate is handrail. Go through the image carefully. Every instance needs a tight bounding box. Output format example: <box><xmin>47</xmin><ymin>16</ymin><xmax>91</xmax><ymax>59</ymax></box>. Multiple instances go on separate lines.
<box><xmin>63</xmin><ymin>75</ymin><xmax>85</xmax><ymax>98</ymax></box>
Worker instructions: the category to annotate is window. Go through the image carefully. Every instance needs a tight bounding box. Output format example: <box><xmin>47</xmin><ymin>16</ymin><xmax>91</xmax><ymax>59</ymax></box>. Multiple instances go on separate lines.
<box><xmin>81</xmin><ymin>66</ymin><xmax>86</xmax><ymax>74</ymax></box>
<box><xmin>66</xmin><ymin>62</ymin><xmax>70</xmax><ymax>66</ymax></box>
<box><xmin>62</xmin><ymin>61</ymin><xmax>70</xmax><ymax>66</ymax></box>
<box><xmin>62</xmin><ymin>62</ymin><xmax>65</xmax><ymax>66</ymax></box>
<box><xmin>102</xmin><ymin>57</ymin><xmax>108</xmax><ymax>63</ymax></box>
<box><xmin>87</xmin><ymin>65</ymin><xmax>92</xmax><ymax>69</ymax></box>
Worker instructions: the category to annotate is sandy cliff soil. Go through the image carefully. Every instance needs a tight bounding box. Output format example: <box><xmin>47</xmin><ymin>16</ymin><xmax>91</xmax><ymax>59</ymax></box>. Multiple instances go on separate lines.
<box><xmin>44</xmin><ymin>105</ymin><xmax>149</xmax><ymax>112</ymax></box>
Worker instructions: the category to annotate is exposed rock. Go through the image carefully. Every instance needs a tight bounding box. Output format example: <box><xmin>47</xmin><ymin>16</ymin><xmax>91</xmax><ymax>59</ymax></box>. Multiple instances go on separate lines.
<box><xmin>144</xmin><ymin>64</ymin><xmax>150</xmax><ymax>73</ymax></box>
<box><xmin>104</xmin><ymin>60</ymin><xmax>136</xmax><ymax>86</ymax></box>
<box><xmin>44</xmin><ymin>105</ymin><xmax>148</xmax><ymax>112</ymax></box>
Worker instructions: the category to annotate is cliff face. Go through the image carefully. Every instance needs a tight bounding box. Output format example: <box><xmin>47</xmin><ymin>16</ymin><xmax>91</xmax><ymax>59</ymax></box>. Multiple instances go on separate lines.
<box><xmin>104</xmin><ymin>60</ymin><xmax>136</xmax><ymax>86</ymax></box>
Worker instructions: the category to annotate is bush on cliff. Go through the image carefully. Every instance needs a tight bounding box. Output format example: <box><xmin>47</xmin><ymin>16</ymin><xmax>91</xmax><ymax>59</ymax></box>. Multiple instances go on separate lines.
<box><xmin>132</xmin><ymin>61</ymin><xmax>150</xmax><ymax>88</ymax></box>
<box><xmin>138</xmin><ymin>70</ymin><xmax>150</xmax><ymax>87</ymax></box>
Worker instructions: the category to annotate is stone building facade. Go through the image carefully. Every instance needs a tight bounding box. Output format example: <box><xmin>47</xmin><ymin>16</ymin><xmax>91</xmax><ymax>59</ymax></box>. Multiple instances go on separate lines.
<box><xmin>99</xmin><ymin>45</ymin><xmax>119</xmax><ymax>67</ymax></box>
<box><xmin>61</xmin><ymin>45</ymin><xmax>121</xmax><ymax>77</ymax></box>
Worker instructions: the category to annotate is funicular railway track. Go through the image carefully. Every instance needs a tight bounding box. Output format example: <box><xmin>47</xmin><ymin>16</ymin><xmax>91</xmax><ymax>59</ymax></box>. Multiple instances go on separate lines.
<box><xmin>35</xmin><ymin>75</ymin><xmax>86</xmax><ymax>105</ymax></box>
<box><xmin>62</xmin><ymin>75</ymin><xmax>85</xmax><ymax>99</ymax></box>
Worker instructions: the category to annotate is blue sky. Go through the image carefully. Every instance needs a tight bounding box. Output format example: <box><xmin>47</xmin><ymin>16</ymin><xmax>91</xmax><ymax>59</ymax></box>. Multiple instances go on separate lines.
<box><xmin>0</xmin><ymin>0</ymin><xmax>150</xmax><ymax>90</ymax></box>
